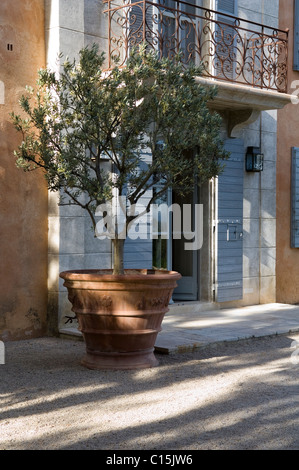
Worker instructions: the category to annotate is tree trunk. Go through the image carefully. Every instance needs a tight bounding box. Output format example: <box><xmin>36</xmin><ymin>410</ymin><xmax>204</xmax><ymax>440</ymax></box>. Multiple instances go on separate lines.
<box><xmin>113</xmin><ymin>238</ymin><xmax>125</xmax><ymax>275</ymax></box>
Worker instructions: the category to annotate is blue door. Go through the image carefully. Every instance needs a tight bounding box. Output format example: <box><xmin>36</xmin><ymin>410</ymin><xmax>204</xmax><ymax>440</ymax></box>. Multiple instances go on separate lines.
<box><xmin>216</xmin><ymin>138</ymin><xmax>244</xmax><ymax>302</ymax></box>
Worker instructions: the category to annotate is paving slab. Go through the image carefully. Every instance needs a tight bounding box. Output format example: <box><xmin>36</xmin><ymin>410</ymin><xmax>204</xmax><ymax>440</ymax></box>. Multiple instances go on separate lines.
<box><xmin>154</xmin><ymin>303</ymin><xmax>299</xmax><ymax>354</ymax></box>
<box><xmin>59</xmin><ymin>302</ymin><xmax>299</xmax><ymax>355</ymax></box>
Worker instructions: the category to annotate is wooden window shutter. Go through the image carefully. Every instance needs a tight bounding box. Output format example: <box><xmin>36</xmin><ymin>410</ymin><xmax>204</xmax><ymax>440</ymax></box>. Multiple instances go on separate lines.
<box><xmin>214</xmin><ymin>0</ymin><xmax>238</xmax><ymax>81</ymax></box>
<box><xmin>291</xmin><ymin>148</ymin><xmax>299</xmax><ymax>247</ymax></box>
<box><xmin>294</xmin><ymin>0</ymin><xmax>299</xmax><ymax>71</ymax></box>
<box><xmin>129</xmin><ymin>0</ymin><xmax>153</xmax><ymax>51</ymax></box>
<box><xmin>216</xmin><ymin>0</ymin><xmax>237</xmax><ymax>15</ymax></box>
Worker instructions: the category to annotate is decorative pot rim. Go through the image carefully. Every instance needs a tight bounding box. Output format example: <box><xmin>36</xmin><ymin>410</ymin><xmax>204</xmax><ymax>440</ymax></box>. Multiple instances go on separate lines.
<box><xmin>59</xmin><ymin>269</ymin><xmax>182</xmax><ymax>282</ymax></box>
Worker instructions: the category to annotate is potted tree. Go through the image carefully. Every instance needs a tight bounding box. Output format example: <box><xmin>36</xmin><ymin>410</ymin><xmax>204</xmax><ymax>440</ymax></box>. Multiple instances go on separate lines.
<box><xmin>11</xmin><ymin>44</ymin><xmax>228</xmax><ymax>370</ymax></box>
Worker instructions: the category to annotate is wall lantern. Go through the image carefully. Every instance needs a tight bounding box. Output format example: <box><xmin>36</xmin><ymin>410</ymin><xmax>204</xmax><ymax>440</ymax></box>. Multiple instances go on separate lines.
<box><xmin>246</xmin><ymin>147</ymin><xmax>264</xmax><ymax>172</ymax></box>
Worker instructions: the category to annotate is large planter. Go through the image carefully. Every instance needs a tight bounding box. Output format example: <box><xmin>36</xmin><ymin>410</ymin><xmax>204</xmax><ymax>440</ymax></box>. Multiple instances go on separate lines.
<box><xmin>59</xmin><ymin>269</ymin><xmax>181</xmax><ymax>370</ymax></box>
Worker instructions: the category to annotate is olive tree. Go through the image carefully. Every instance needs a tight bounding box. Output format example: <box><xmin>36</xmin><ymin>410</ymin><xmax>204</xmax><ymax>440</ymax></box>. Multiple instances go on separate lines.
<box><xmin>11</xmin><ymin>44</ymin><xmax>228</xmax><ymax>275</ymax></box>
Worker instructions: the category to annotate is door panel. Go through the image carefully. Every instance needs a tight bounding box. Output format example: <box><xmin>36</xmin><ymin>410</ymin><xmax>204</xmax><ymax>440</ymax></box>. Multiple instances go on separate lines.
<box><xmin>216</xmin><ymin>138</ymin><xmax>244</xmax><ymax>302</ymax></box>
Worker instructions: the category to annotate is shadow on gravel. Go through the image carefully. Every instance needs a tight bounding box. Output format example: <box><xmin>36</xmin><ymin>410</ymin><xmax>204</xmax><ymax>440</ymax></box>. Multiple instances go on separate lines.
<box><xmin>1</xmin><ymin>334</ymin><xmax>299</xmax><ymax>450</ymax></box>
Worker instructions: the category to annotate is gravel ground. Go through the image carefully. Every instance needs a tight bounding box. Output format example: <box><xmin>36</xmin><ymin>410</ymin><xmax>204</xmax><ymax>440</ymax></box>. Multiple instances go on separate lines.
<box><xmin>1</xmin><ymin>333</ymin><xmax>299</xmax><ymax>450</ymax></box>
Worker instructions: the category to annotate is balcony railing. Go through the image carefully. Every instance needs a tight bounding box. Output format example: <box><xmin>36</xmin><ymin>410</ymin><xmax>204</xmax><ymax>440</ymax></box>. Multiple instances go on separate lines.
<box><xmin>103</xmin><ymin>0</ymin><xmax>288</xmax><ymax>93</ymax></box>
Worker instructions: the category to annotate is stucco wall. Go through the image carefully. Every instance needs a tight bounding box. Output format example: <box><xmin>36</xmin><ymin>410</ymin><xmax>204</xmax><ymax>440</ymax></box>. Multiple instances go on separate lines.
<box><xmin>277</xmin><ymin>0</ymin><xmax>299</xmax><ymax>303</ymax></box>
<box><xmin>0</xmin><ymin>0</ymin><xmax>48</xmax><ymax>340</ymax></box>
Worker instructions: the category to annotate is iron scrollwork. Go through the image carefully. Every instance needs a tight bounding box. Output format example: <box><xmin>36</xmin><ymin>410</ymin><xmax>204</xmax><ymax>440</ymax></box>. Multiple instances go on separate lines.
<box><xmin>104</xmin><ymin>0</ymin><xmax>288</xmax><ymax>93</ymax></box>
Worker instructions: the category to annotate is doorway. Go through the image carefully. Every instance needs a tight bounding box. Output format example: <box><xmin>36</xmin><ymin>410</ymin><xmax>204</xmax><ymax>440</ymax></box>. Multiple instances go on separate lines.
<box><xmin>152</xmin><ymin>186</ymin><xmax>199</xmax><ymax>301</ymax></box>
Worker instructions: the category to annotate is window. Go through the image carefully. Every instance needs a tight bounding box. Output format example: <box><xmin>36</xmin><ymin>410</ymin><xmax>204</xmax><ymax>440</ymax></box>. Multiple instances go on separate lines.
<box><xmin>213</xmin><ymin>0</ymin><xmax>238</xmax><ymax>81</ymax></box>
<box><xmin>159</xmin><ymin>0</ymin><xmax>199</xmax><ymax>64</ymax></box>
<box><xmin>295</xmin><ymin>0</ymin><xmax>299</xmax><ymax>71</ymax></box>
<box><xmin>291</xmin><ymin>148</ymin><xmax>299</xmax><ymax>248</ymax></box>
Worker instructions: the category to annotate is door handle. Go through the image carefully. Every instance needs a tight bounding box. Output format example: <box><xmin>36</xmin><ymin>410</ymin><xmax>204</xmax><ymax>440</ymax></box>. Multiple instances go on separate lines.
<box><xmin>227</xmin><ymin>225</ymin><xmax>243</xmax><ymax>241</ymax></box>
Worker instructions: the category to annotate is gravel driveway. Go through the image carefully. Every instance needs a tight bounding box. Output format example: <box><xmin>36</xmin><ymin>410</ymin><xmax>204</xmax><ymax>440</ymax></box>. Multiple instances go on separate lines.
<box><xmin>1</xmin><ymin>333</ymin><xmax>299</xmax><ymax>450</ymax></box>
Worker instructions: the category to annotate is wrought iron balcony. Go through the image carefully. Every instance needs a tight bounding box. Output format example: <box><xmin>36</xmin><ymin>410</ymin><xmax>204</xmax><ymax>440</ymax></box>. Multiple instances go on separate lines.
<box><xmin>103</xmin><ymin>0</ymin><xmax>288</xmax><ymax>93</ymax></box>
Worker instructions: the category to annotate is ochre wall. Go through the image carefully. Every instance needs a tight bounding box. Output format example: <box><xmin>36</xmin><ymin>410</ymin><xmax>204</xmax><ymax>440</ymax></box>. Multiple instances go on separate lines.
<box><xmin>277</xmin><ymin>0</ymin><xmax>299</xmax><ymax>303</ymax></box>
<box><xmin>0</xmin><ymin>0</ymin><xmax>48</xmax><ymax>339</ymax></box>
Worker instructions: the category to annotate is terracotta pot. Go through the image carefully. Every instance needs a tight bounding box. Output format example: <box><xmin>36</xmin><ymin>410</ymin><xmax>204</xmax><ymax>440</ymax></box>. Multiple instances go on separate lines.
<box><xmin>59</xmin><ymin>269</ymin><xmax>181</xmax><ymax>370</ymax></box>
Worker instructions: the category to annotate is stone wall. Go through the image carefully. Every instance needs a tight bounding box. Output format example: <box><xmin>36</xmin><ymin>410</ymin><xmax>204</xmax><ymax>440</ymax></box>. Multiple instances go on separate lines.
<box><xmin>241</xmin><ymin>111</ymin><xmax>277</xmax><ymax>305</ymax></box>
<box><xmin>45</xmin><ymin>0</ymin><xmax>281</xmax><ymax>328</ymax></box>
<box><xmin>214</xmin><ymin>0</ymin><xmax>279</xmax><ymax>307</ymax></box>
<box><xmin>45</xmin><ymin>0</ymin><xmax>112</xmax><ymax>331</ymax></box>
